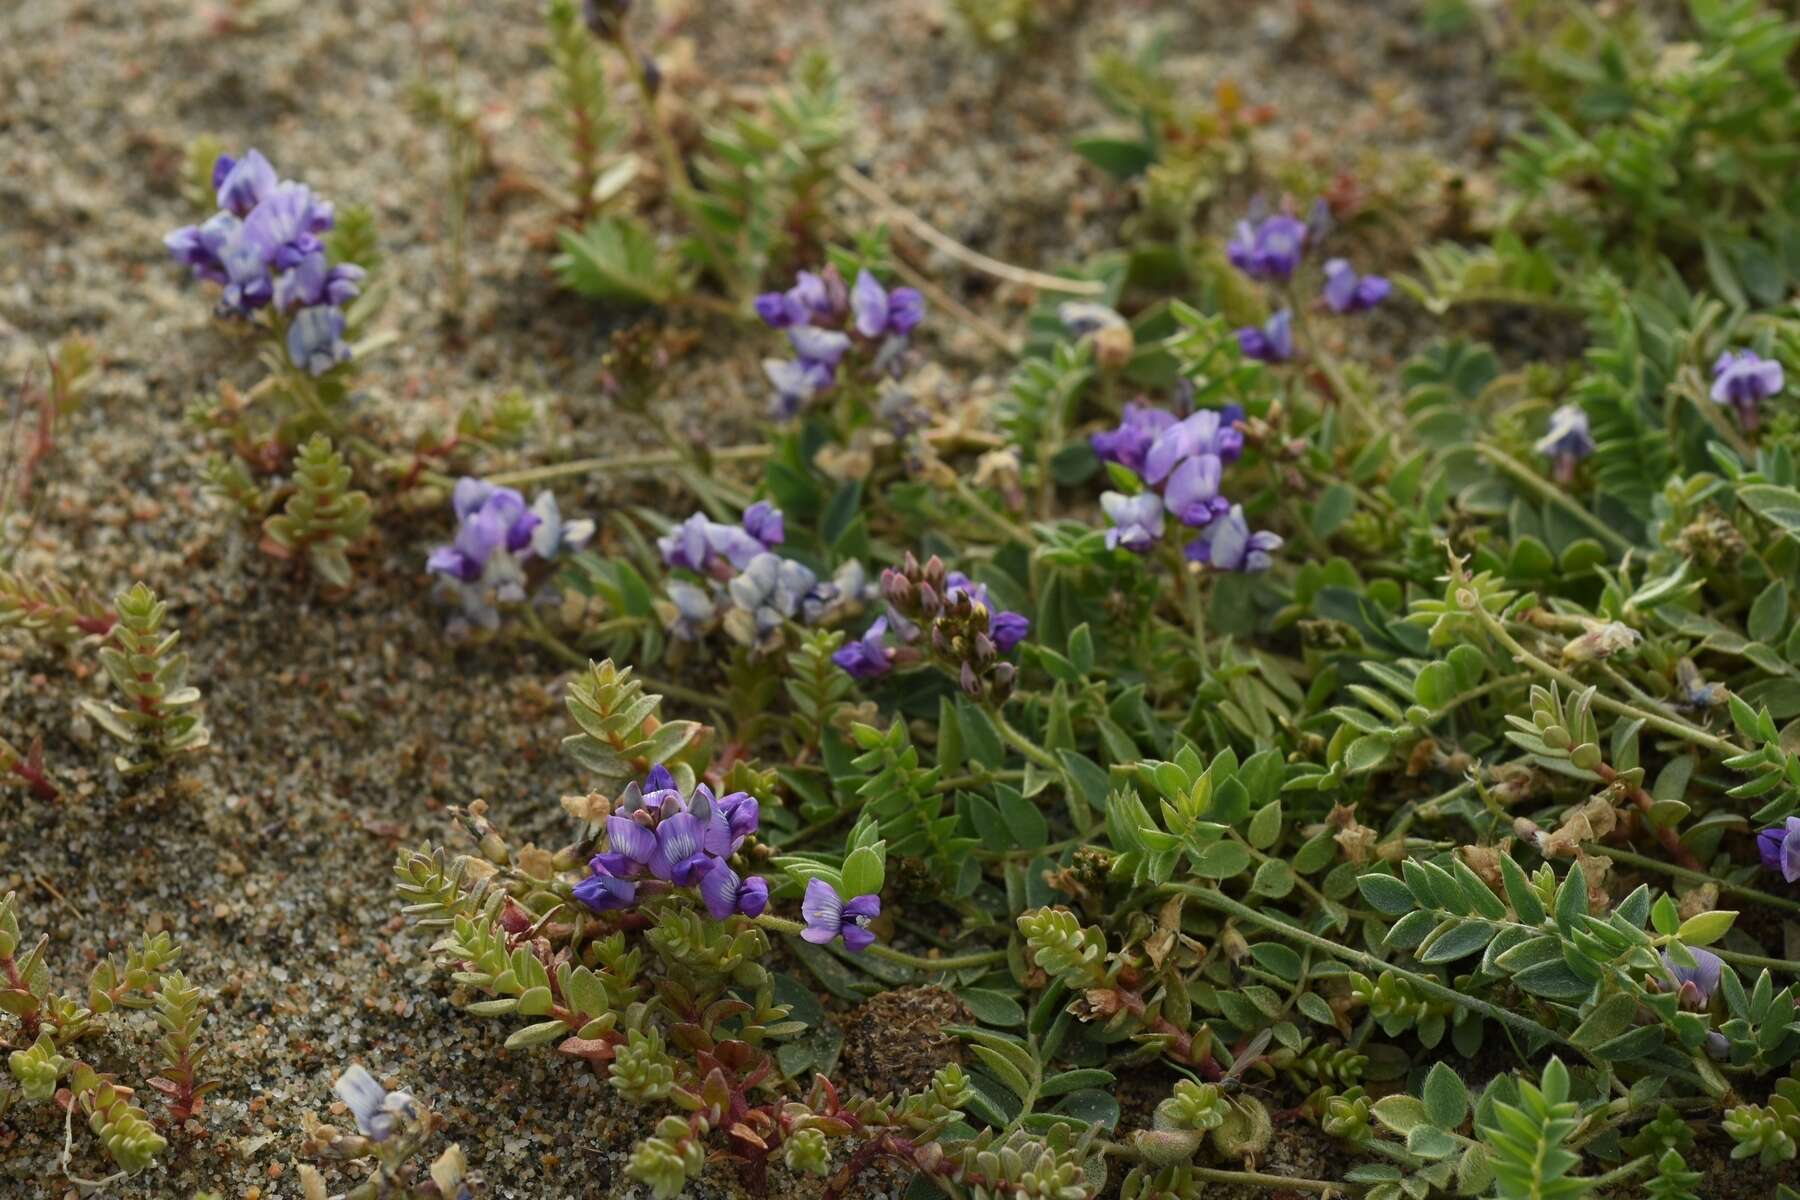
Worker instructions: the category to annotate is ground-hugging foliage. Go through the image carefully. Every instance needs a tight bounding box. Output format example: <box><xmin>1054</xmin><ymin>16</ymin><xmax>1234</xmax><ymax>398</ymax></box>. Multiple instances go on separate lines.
<box><xmin>10</xmin><ymin>0</ymin><xmax>1800</xmax><ymax>1197</ymax></box>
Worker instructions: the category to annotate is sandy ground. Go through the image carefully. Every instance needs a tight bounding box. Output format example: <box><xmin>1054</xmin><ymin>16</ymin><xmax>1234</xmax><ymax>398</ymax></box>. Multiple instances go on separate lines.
<box><xmin>0</xmin><ymin>1</ymin><xmax>1522</xmax><ymax>1196</ymax></box>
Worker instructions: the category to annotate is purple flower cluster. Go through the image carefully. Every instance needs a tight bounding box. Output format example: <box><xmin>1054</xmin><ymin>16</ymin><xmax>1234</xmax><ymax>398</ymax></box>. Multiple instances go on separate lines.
<box><xmin>1757</xmin><ymin>816</ymin><xmax>1800</xmax><ymax>882</ymax></box>
<box><xmin>1227</xmin><ymin>212</ymin><xmax>1309</xmax><ymax>281</ymax></box>
<box><xmin>659</xmin><ymin>503</ymin><xmax>875</xmax><ymax>647</ymax></box>
<box><xmin>425</xmin><ymin>478</ymin><xmax>594</xmax><ymax>629</ymax></box>
<box><xmin>573</xmin><ymin>766</ymin><xmax>768</xmax><ymax>920</ymax></box>
<box><xmin>831</xmin><ymin>569</ymin><xmax>1029</xmax><ymax>681</ymax></box>
<box><xmin>1534</xmin><ymin>404</ymin><xmax>1596</xmax><ymax>484</ymax></box>
<box><xmin>801</xmin><ymin>878</ymin><xmax>881</xmax><ymax>952</ymax></box>
<box><xmin>1712</xmin><ymin>349</ymin><xmax>1784</xmax><ymax>432</ymax></box>
<box><xmin>1224</xmin><ymin>203</ymin><xmax>1387</xmax><ymax>357</ymax></box>
<box><xmin>756</xmin><ymin>267</ymin><xmax>924</xmax><ymax>416</ymax></box>
<box><xmin>164</xmin><ymin>149</ymin><xmax>365</xmax><ymax>377</ymax></box>
<box><xmin>1090</xmin><ymin>404</ymin><xmax>1278</xmax><ymax>569</ymax></box>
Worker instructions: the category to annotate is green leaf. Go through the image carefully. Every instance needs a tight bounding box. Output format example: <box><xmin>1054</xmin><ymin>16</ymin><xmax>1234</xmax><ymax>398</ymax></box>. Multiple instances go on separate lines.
<box><xmin>1675</xmin><ymin>910</ymin><xmax>1736</xmax><ymax>947</ymax></box>
<box><xmin>1750</xmin><ymin>581</ymin><xmax>1789</xmax><ymax>644</ymax></box>
<box><xmin>1246</xmin><ymin>799</ymin><xmax>1283</xmax><ymax>850</ymax></box>
<box><xmin>959</xmin><ymin>988</ymin><xmax>1025</xmax><ymax>1027</ymax></box>
<box><xmin>553</xmin><ymin>216</ymin><xmax>679</xmax><ymax>304</ymax></box>
<box><xmin>1192</xmin><ymin>840</ymin><xmax>1251</xmax><ymax>879</ymax></box>
<box><xmin>841</xmin><ymin>846</ymin><xmax>885</xmax><ymax>898</ymax></box>
<box><xmin>1070</xmin><ymin>135</ymin><xmax>1155</xmax><ymax>180</ymax></box>
<box><xmin>1422</xmin><ymin>1062</ymin><xmax>1469</xmax><ymax>1130</ymax></box>
<box><xmin>1359</xmin><ymin>873</ymin><xmax>1416</xmax><ymax>917</ymax></box>
<box><xmin>1312</xmin><ymin>484</ymin><xmax>1356</xmax><ymax>539</ymax></box>
<box><xmin>1419</xmin><ymin>919</ymin><xmax>1493</xmax><ymax>964</ymax></box>
<box><xmin>1740</xmin><ymin>484</ymin><xmax>1800</xmax><ymax>536</ymax></box>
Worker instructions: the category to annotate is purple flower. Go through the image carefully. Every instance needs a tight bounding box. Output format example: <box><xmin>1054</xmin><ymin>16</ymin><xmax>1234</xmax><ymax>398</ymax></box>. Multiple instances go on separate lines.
<box><xmin>659</xmin><ymin>512</ymin><xmax>763</xmax><ymax>574</ymax></box>
<box><xmin>164</xmin><ymin>211</ymin><xmax>241</xmax><ymax>285</ymax></box>
<box><xmin>1187</xmin><ymin>504</ymin><xmax>1281</xmax><ymax>572</ymax></box>
<box><xmin>1091</xmin><ymin>404</ymin><xmax>1178</xmax><ymax>475</ymax></box>
<box><xmin>801</xmin><ymin>878</ymin><xmax>880</xmax><ymax>952</ymax></box>
<box><xmin>763</xmin><ymin>357</ymin><xmax>836</xmax><ymax>417</ymax></box>
<box><xmin>1102</xmin><ymin>491</ymin><xmax>1164</xmax><ymax>553</ymax></box>
<box><xmin>1660</xmin><ymin>947</ymin><xmax>1723</xmax><ymax>1006</ymax></box>
<box><xmin>1236</xmin><ymin>310</ymin><xmax>1293</xmax><ymax>363</ymax></box>
<box><xmin>1757</xmin><ymin>817</ymin><xmax>1800</xmax><ymax>882</ymax></box>
<box><xmin>833</xmin><ymin>616</ymin><xmax>893</xmax><ymax>679</ymax></box>
<box><xmin>1226</xmin><ymin>213</ymin><xmax>1308</xmax><ymax>281</ymax></box>
<box><xmin>1322</xmin><ymin>259</ymin><xmax>1391</xmax><ymax>314</ymax></box>
<box><xmin>649</xmin><ymin>810</ymin><xmax>714</xmax><ymax>886</ymax></box>
<box><xmin>594</xmin><ymin>814</ymin><xmax>658</xmax><ymax>878</ymax></box>
<box><xmin>741</xmin><ymin>501</ymin><xmax>785</xmax><ymax>549</ymax></box>
<box><xmin>700</xmin><ymin>865</ymin><xmax>769</xmax><ymax>920</ymax></box>
<box><xmin>573</xmin><ymin>867</ymin><xmax>638</xmax><ymax>913</ymax></box>
<box><xmin>1534</xmin><ymin>404</ymin><xmax>1595</xmax><ymax>484</ymax></box>
<box><xmin>1164</xmin><ymin>454</ymin><xmax>1229</xmax><ymax>528</ymax></box>
<box><xmin>1143</xmin><ymin>409</ymin><xmax>1232</xmax><ymax>485</ymax></box>
<box><xmin>274</xmin><ymin>251</ymin><xmax>364</xmax><ymax>313</ymax></box>
<box><xmin>850</xmin><ymin>270</ymin><xmax>925</xmax><ymax>339</ymax></box>
<box><xmin>213</xmin><ymin>149</ymin><xmax>279</xmax><ymax>218</ymax></box>
<box><xmin>286</xmin><ymin>305</ymin><xmax>351</xmax><ymax>376</ymax></box>
<box><xmin>991</xmin><ymin>610</ymin><xmax>1030</xmax><ymax>654</ymax></box>
<box><xmin>426</xmin><ymin>479</ymin><xmax>551</xmax><ymax>584</ymax></box>
<box><xmin>242</xmin><ymin>181</ymin><xmax>333</xmax><ymax>271</ymax></box>
<box><xmin>1712</xmin><ymin>350</ymin><xmax>1784</xmax><ymax>431</ymax></box>
<box><xmin>334</xmin><ymin>1065</ymin><xmax>416</xmax><ymax>1144</ymax></box>
<box><xmin>217</xmin><ymin>225</ymin><xmax>276</xmax><ymax>315</ymax></box>
<box><xmin>755</xmin><ymin>269</ymin><xmax>842</xmax><ymax>328</ymax></box>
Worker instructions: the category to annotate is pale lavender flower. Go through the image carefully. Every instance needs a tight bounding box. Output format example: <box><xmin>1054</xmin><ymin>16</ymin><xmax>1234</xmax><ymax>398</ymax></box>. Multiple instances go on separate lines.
<box><xmin>217</xmin><ymin>226</ymin><xmax>275</xmax><ymax>315</ymax></box>
<box><xmin>333</xmin><ymin>1065</ymin><xmax>417</xmax><ymax>1143</ymax></box>
<box><xmin>1322</xmin><ymin>259</ymin><xmax>1391</xmax><ymax>313</ymax></box>
<box><xmin>1757</xmin><ymin>816</ymin><xmax>1800</xmax><ymax>882</ymax></box>
<box><xmin>1660</xmin><ymin>947</ymin><xmax>1723</xmax><ymax>1007</ymax></box>
<box><xmin>801</xmin><ymin>878</ymin><xmax>880</xmax><ymax>952</ymax></box>
<box><xmin>242</xmin><ymin>180</ymin><xmax>333</xmax><ymax>270</ymax></box>
<box><xmin>273</xmin><ymin>250</ymin><xmax>364</xmax><ymax>313</ymax></box>
<box><xmin>763</xmin><ymin>357</ymin><xmax>835</xmax><ymax>417</ymax></box>
<box><xmin>1712</xmin><ymin>350</ymin><xmax>1784</xmax><ymax>431</ymax></box>
<box><xmin>850</xmin><ymin>270</ymin><xmax>925</xmax><ymax>339</ymax></box>
<box><xmin>790</xmin><ymin>326</ymin><xmax>853</xmax><ymax>367</ymax></box>
<box><xmin>526</xmin><ymin>491</ymin><xmax>595</xmax><ymax>560</ymax></box>
<box><xmin>754</xmin><ymin>269</ymin><xmax>843</xmax><ymax>328</ymax></box>
<box><xmin>1102</xmin><ymin>491</ymin><xmax>1164</xmax><ymax>553</ymax></box>
<box><xmin>700</xmin><ymin>865</ymin><xmax>769</xmax><ymax>919</ymax></box>
<box><xmin>164</xmin><ymin>211</ymin><xmax>241</xmax><ymax>286</ymax></box>
<box><xmin>286</xmin><ymin>305</ymin><xmax>351</xmax><ymax>376</ymax></box>
<box><xmin>1534</xmin><ymin>404</ymin><xmax>1595</xmax><ymax>484</ymax></box>
<box><xmin>426</xmin><ymin>480</ymin><xmax>538</xmax><ymax>582</ymax></box>
<box><xmin>1226</xmin><ymin>213</ymin><xmax>1307</xmax><ymax>280</ymax></box>
<box><xmin>664</xmin><ymin>581</ymin><xmax>716</xmax><ymax>641</ymax></box>
<box><xmin>1187</xmin><ymin>504</ymin><xmax>1281</xmax><ymax>572</ymax></box>
<box><xmin>659</xmin><ymin>512</ymin><xmax>762</xmax><ymax>574</ymax></box>
<box><xmin>1143</xmin><ymin>409</ymin><xmax>1231</xmax><ymax>484</ymax></box>
<box><xmin>1164</xmin><ymin>454</ymin><xmax>1229</xmax><ymax>528</ymax></box>
<box><xmin>1236</xmin><ymin>310</ymin><xmax>1293</xmax><ymax>364</ymax></box>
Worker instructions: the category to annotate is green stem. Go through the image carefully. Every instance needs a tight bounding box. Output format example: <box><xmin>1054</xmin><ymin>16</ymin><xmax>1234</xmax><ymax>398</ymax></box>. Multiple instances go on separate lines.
<box><xmin>1175</xmin><ymin>551</ymin><xmax>1210</xmax><ymax>678</ymax></box>
<box><xmin>1096</xmin><ymin>1141</ymin><xmax>1340</xmax><ymax>1194</ymax></box>
<box><xmin>754</xmin><ymin>915</ymin><xmax>1007</xmax><ymax>971</ymax></box>
<box><xmin>1165</xmin><ymin>883</ymin><xmax>1577</xmax><ymax>1051</ymax></box>
<box><xmin>1711</xmin><ymin>947</ymin><xmax>1800</xmax><ymax>977</ymax></box>
<box><xmin>992</xmin><ymin>709</ymin><xmax>1059</xmax><ymax>771</ymax></box>
<box><xmin>1476</xmin><ymin>443</ymin><xmax>1632</xmax><ymax>555</ymax></box>
<box><xmin>485</xmin><ymin>444</ymin><xmax>771</xmax><ymax>489</ymax></box>
<box><xmin>1587</xmin><ymin>845</ymin><xmax>1800</xmax><ymax>918</ymax></box>
<box><xmin>1468</xmin><ymin>600</ymin><xmax>1739</xmax><ymax>756</ymax></box>
<box><xmin>952</xmin><ymin>478</ymin><xmax>1038</xmax><ymax>546</ymax></box>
